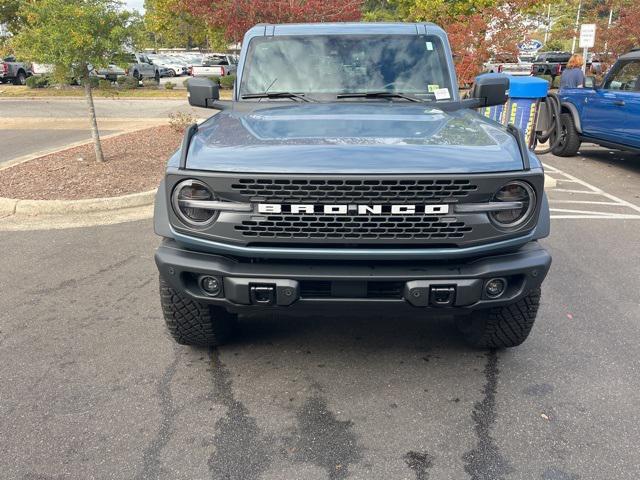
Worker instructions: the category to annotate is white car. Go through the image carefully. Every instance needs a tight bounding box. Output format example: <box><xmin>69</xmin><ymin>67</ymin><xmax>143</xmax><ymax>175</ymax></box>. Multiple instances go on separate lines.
<box><xmin>148</xmin><ymin>55</ymin><xmax>186</xmax><ymax>77</ymax></box>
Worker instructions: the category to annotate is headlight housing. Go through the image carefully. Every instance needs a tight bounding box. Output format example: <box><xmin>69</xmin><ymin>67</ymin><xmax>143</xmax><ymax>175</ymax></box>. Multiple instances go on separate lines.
<box><xmin>489</xmin><ymin>181</ymin><xmax>536</xmax><ymax>229</ymax></box>
<box><xmin>171</xmin><ymin>179</ymin><xmax>217</xmax><ymax>227</ymax></box>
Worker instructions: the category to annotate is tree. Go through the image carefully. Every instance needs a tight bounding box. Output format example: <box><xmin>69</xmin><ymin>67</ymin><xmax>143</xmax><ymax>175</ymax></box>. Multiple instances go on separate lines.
<box><xmin>180</xmin><ymin>0</ymin><xmax>364</xmax><ymax>44</ymax></box>
<box><xmin>143</xmin><ymin>0</ymin><xmax>213</xmax><ymax>49</ymax></box>
<box><xmin>12</xmin><ymin>0</ymin><xmax>136</xmax><ymax>162</ymax></box>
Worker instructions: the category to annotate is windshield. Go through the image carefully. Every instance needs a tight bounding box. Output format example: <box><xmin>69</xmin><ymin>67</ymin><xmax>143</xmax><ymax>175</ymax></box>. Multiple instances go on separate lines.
<box><xmin>240</xmin><ymin>34</ymin><xmax>453</xmax><ymax>99</ymax></box>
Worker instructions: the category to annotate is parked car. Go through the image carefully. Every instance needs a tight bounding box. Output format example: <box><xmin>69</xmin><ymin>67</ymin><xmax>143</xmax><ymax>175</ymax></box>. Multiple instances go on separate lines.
<box><xmin>553</xmin><ymin>48</ymin><xmax>640</xmax><ymax>156</ymax></box>
<box><xmin>0</xmin><ymin>56</ymin><xmax>32</xmax><ymax>85</ymax></box>
<box><xmin>484</xmin><ymin>53</ymin><xmax>533</xmax><ymax>76</ymax></box>
<box><xmin>531</xmin><ymin>51</ymin><xmax>573</xmax><ymax>83</ymax></box>
<box><xmin>148</xmin><ymin>54</ymin><xmax>187</xmax><ymax>77</ymax></box>
<box><xmin>191</xmin><ymin>54</ymin><xmax>237</xmax><ymax>77</ymax></box>
<box><xmin>153</xmin><ymin>22</ymin><xmax>551</xmax><ymax>349</ymax></box>
<box><xmin>127</xmin><ymin>53</ymin><xmax>160</xmax><ymax>81</ymax></box>
<box><xmin>90</xmin><ymin>64</ymin><xmax>125</xmax><ymax>82</ymax></box>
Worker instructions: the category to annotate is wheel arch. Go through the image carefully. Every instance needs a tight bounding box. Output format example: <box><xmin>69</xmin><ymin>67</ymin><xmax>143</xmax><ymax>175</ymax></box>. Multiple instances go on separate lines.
<box><xmin>560</xmin><ymin>102</ymin><xmax>582</xmax><ymax>134</ymax></box>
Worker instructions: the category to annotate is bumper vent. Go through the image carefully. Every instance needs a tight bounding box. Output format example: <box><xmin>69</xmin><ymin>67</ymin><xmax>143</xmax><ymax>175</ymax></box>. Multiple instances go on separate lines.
<box><xmin>235</xmin><ymin>215</ymin><xmax>472</xmax><ymax>241</ymax></box>
<box><xmin>230</xmin><ymin>178</ymin><xmax>477</xmax><ymax>203</ymax></box>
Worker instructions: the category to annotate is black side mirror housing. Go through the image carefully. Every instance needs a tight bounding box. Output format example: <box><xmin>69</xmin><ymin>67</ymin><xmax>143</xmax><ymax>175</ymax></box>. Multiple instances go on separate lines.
<box><xmin>584</xmin><ymin>76</ymin><xmax>596</xmax><ymax>89</ymax></box>
<box><xmin>187</xmin><ymin>77</ymin><xmax>220</xmax><ymax>108</ymax></box>
<box><xmin>471</xmin><ymin>73</ymin><xmax>510</xmax><ymax>107</ymax></box>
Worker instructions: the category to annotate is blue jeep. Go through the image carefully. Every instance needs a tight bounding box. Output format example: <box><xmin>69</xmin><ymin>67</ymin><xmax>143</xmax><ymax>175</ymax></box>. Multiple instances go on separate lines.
<box><xmin>554</xmin><ymin>49</ymin><xmax>640</xmax><ymax>156</ymax></box>
<box><xmin>154</xmin><ymin>23</ymin><xmax>551</xmax><ymax>349</ymax></box>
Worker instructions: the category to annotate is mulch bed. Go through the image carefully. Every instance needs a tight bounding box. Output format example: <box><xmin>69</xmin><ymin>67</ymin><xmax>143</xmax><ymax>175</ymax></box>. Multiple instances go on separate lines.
<box><xmin>0</xmin><ymin>125</ymin><xmax>182</xmax><ymax>200</ymax></box>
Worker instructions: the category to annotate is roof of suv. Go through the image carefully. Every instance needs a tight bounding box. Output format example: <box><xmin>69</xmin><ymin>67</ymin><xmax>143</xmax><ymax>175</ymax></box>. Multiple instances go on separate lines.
<box><xmin>619</xmin><ymin>49</ymin><xmax>640</xmax><ymax>60</ymax></box>
<box><xmin>248</xmin><ymin>22</ymin><xmax>443</xmax><ymax>37</ymax></box>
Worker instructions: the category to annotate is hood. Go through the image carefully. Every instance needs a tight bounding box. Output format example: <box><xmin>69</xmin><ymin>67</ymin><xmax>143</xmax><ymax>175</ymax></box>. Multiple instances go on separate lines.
<box><xmin>176</xmin><ymin>103</ymin><xmax>525</xmax><ymax>174</ymax></box>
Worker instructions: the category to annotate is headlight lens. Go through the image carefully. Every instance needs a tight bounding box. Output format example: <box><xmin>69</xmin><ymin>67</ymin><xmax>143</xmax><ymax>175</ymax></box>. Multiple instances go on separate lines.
<box><xmin>489</xmin><ymin>181</ymin><xmax>536</xmax><ymax>229</ymax></box>
<box><xmin>171</xmin><ymin>179</ymin><xmax>217</xmax><ymax>226</ymax></box>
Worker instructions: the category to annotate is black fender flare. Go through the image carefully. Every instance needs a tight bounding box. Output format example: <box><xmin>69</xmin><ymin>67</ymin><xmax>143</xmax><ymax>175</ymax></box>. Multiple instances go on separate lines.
<box><xmin>560</xmin><ymin>101</ymin><xmax>583</xmax><ymax>134</ymax></box>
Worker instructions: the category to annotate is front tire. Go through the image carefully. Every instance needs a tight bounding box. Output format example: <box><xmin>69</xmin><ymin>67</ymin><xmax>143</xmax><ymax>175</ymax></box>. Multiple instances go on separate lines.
<box><xmin>458</xmin><ymin>289</ymin><xmax>541</xmax><ymax>348</ymax></box>
<box><xmin>13</xmin><ymin>71</ymin><xmax>26</xmax><ymax>85</ymax></box>
<box><xmin>159</xmin><ymin>277</ymin><xmax>236</xmax><ymax>346</ymax></box>
<box><xmin>551</xmin><ymin>112</ymin><xmax>581</xmax><ymax>157</ymax></box>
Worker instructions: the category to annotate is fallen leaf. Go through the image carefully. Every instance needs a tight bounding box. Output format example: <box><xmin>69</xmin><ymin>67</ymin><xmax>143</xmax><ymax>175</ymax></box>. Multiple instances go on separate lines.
<box><xmin>566</xmin><ymin>313</ymin><xmax>573</xmax><ymax>320</ymax></box>
<box><xmin>541</xmin><ymin>413</ymin><xmax>549</xmax><ymax>420</ymax></box>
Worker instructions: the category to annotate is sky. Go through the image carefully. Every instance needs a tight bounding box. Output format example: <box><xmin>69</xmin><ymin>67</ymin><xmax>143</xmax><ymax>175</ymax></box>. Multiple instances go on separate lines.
<box><xmin>125</xmin><ymin>0</ymin><xmax>145</xmax><ymax>12</ymax></box>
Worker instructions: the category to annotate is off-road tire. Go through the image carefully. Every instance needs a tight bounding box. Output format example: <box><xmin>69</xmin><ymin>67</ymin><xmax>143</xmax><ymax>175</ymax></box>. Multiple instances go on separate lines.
<box><xmin>13</xmin><ymin>71</ymin><xmax>26</xmax><ymax>85</ymax></box>
<box><xmin>458</xmin><ymin>288</ymin><xmax>541</xmax><ymax>348</ymax></box>
<box><xmin>159</xmin><ymin>276</ymin><xmax>236</xmax><ymax>346</ymax></box>
<box><xmin>552</xmin><ymin>112</ymin><xmax>581</xmax><ymax>157</ymax></box>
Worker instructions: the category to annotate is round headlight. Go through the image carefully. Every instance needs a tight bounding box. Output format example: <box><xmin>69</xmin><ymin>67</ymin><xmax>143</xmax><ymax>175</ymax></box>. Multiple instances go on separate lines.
<box><xmin>489</xmin><ymin>181</ymin><xmax>536</xmax><ymax>229</ymax></box>
<box><xmin>171</xmin><ymin>179</ymin><xmax>217</xmax><ymax>227</ymax></box>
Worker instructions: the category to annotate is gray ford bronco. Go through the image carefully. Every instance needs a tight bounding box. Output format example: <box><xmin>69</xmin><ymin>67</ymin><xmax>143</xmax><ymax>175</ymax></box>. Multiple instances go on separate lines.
<box><xmin>154</xmin><ymin>23</ymin><xmax>551</xmax><ymax>348</ymax></box>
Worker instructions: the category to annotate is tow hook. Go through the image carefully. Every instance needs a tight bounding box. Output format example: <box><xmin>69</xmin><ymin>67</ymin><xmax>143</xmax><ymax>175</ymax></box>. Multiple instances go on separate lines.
<box><xmin>429</xmin><ymin>286</ymin><xmax>456</xmax><ymax>307</ymax></box>
<box><xmin>250</xmin><ymin>285</ymin><xmax>276</xmax><ymax>305</ymax></box>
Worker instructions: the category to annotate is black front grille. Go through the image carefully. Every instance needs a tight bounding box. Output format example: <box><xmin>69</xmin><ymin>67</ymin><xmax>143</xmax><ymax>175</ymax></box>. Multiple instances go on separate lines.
<box><xmin>235</xmin><ymin>215</ymin><xmax>472</xmax><ymax>240</ymax></box>
<box><xmin>230</xmin><ymin>178</ymin><xmax>477</xmax><ymax>203</ymax></box>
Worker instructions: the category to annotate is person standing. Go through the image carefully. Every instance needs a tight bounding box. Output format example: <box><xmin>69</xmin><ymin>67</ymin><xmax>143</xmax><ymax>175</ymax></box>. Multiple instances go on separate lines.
<box><xmin>560</xmin><ymin>54</ymin><xmax>585</xmax><ymax>89</ymax></box>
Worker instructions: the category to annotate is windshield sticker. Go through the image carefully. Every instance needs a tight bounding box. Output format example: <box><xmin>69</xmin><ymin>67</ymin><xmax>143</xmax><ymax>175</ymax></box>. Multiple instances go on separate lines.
<box><xmin>425</xmin><ymin>42</ymin><xmax>434</xmax><ymax>51</ymax></box>
<box><xmin>434</xmin><ymin>88</ymin><xmax>451</xmax><ymax>100</ymax></box>
<box><xmin>428</xmin><ymin>84</ymin><xmax>440</xmax><ymax>93</ymax></box>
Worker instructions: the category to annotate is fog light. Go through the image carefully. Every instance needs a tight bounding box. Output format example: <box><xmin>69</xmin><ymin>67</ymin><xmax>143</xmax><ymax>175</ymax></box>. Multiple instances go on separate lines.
<box><xmin>200</xmin><ymin>276</ymin><xmax>222</xmax><ymax>296</ymax></box>
<box><xmin>485</xmin><ymin>278</ymin><xmax>506</xmax><ymax>298</ymax></box>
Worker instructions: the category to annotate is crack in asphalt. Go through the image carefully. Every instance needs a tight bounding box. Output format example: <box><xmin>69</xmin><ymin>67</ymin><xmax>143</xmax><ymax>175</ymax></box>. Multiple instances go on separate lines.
<box><xmin>207</xmin><ymin>347</ymin><xmax>272</xmax><ymax>480</ymax></box>
<box><xmin>462</xmin><ymin>349</ymin><xmax>512</xmax><ymax>480</ymax></box>
<box><xmin>30</xmin><ymin>254</ymin><xmax>138</xmax><ymax>295</ymax></box>
<box><xmin>403</xmin><ymin>451</ymin><xmax>434</xmax><ymax>480</ymax></box>
<box><xmin>289</xmin><ymin>393</ymin><xmax>362</xmax><ymax>480</ymax></box>
<box><xmin>135</xmin><ymin>346</ymin><xmax>180</xmax><ymax>480</ymax></box>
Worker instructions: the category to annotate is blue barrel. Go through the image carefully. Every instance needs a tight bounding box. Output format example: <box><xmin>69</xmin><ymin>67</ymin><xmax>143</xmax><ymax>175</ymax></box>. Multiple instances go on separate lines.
<box><xmin>479</xmin><ymin>75</ymin><xmax>549</xmax><ymax>148</ymax></box>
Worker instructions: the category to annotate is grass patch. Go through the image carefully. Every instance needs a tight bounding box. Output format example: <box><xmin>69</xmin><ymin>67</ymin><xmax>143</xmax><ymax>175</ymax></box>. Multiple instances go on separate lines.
<box><xmin>0</xmin><ymin>85</ymin><xmax>233</xmax><ymax>99</ymax></box>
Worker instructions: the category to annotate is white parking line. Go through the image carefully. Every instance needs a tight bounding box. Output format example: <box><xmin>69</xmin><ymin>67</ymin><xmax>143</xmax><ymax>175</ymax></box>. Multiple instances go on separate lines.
<box><xmin>543</xmin><ymin>162</ymin><xmax>640</xmax><ymax>220</ymax></box>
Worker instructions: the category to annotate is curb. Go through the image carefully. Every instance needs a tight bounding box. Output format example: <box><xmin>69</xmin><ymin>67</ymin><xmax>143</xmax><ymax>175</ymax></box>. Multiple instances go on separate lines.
<box><xmin>0</xmin><ymin>189</ymin><xmax>156</xmax><ymax>217</ymax></box>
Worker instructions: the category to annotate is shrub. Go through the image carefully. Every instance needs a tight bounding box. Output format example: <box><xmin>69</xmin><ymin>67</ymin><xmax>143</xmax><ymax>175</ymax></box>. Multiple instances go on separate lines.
<box><xmin>26</xmin><ymin>75</ymin><xmax>50</xmax><ymax>89</ymax></box>
<box><xmin>117</xmin><ymin>75</ymin><xmax>138</xmax><ymax>89</ymax></box>
<box><xmin>168</xmin><ymin>111</ymin><xmax>196</xmax><ymax>134</ymax></box>
<box><xmin>219</xmin><ymin>74</ymin><xmax>236</xmax><ymax>89</ymax></box>
<box><xmin>80</xmin><ymin>76</ymin><xmax>100</xmax><ymax>88</ymax></box>
<box><xmin>164</xmin><ymin>82</ymin><xmax>175</xmax><ymax>90</ymax></box>
<box><xmin>98</xmin><ymin>79</ymin><xmax>112</xmax><ymax>90</ymax></box>
<box><xmin>141</xmin><ymin>78</ymin><xmax>159</xmax><ymax>88</ymax></box>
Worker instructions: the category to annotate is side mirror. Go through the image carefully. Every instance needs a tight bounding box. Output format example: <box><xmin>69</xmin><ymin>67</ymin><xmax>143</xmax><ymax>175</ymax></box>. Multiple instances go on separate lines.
<box><xmin>471</xmin><ymin>73</ymin><xmax>510</xmax><ymax>107</ymax></box>
<box><xmin>584</xmin><ymin>76</ymin><xmax>596</xmax><ymax>89</ymax></box>
<box><xmin>187</xmin><ymin>77</ymin><xmax>220</xmax><ymax>108</ymax></box>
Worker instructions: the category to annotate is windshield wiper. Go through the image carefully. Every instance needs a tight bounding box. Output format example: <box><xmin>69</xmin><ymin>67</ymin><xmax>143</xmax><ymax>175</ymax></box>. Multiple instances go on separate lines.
<box><xmin>336</xmin><ymin>91</ymin><xmax>425</xmax><ymax>103</ymax></box>
<box><xmin>241</xmin><ymin>92</ymin><xmax>315</xmax><ymax>102</ymax></box>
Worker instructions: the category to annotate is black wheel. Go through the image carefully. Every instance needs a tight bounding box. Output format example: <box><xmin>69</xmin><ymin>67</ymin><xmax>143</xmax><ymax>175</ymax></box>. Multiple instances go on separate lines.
<box><xmin>13</xmin><ymin>71</ymin><xmax>26</xmax><ymax>85</ymax></box>
<box><xmin>457</xmin><ymin>289</ymin><xmax>541</xmax><ymax>348</ymax></box>
<box><xmin>159</xmin><ymin>276</ymin><xmax>236</xmax><ymax>346</ymax></box>
<box><xmin>168</xmin><ymin>69</ymin><xmax>176</xmax><ymax>77</ymax></box>
<box><xmin>551</xmin><ymin>112</ymin><xmax>581</xmax><ymax>157</ymax></box>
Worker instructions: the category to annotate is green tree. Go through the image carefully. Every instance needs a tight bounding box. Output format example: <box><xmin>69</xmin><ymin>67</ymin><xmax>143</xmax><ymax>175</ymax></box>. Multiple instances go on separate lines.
<box><xmin>12</xmin><ymin>0</ymin><xmax>136</xmax><ymax>162</ymax></box>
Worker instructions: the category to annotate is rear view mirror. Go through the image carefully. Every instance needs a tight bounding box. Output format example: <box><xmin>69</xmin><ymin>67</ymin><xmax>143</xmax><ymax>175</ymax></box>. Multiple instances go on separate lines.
<box><xmin>584</xmin><ymin>76</ymin><xmax>596</xmax><ymax>89</ymax></box>
<box><xmin>187</xmin><ymin>77</ymin><xmax>220</xmax><ymax>108</ymax></box>
<box><xmin>471</xmin><ymin>73</ymin><xmax>510</xmax><ymax>107</ymax></box>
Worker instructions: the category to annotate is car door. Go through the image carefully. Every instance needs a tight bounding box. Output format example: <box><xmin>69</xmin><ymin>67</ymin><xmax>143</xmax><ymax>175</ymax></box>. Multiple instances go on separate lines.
<box><xmin>582</xmin><ymin>59</ymin><xmax>640</xmax><ymax>146</ymax></box>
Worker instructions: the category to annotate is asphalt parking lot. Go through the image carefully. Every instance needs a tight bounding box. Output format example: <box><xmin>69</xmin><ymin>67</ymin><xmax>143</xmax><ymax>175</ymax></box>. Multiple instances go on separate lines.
<box><xmin>1</xmin><ymin>143</ymin><xmax>639</xmax><ymax>479</ymax></box>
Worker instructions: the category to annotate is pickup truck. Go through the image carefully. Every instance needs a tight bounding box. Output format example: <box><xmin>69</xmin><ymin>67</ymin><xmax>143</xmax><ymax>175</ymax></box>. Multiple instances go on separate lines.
<box><xmin>483</xmin><ymin>53</ymin><xmax>532</xmax><ymax>76</ymax></box>
<box><xmin>154</xmin><ymin>22</ymin><xmax>551</xmax><ymax>349</ymax></box>
<box><xmin>191</xmin><ymin>54</ymin><xmax>237</xmax><ymax>78</ymax></box>
<box><xmin>553</xmin><ymin>48</ymin><xmax>640</xmax><ymax>156</ymax></box>
<box><xmin>0</xmin><ymin>56</ymin><xmax>32</xmax><ymax>85</ymax></box>
<box><xmin>126</xmin><ymin>52</ymin><xmax>160</xmax><ymax>82</ymax></box>
<box><xmin>531</xmin><ymin>51</ymin><xmax>572</xmax><ymax>83</ymax></box>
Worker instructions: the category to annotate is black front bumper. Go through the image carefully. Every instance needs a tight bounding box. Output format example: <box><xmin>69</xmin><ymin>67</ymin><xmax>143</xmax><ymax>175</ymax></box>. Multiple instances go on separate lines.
<box><xmin>155</xmin><ymin>239</ymin><xmax>551</xmax><ymax>314</ymax></box>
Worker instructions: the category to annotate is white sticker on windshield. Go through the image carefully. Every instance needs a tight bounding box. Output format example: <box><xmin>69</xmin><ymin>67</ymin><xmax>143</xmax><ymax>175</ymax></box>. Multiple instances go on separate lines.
<box><xmin>434</xmin><ymin>88</ymin><xmax>451</xmax><ymax>100</ymax></box>
<box><xmin>425</xmin><ymin>42</ymin><xmax>434</xmax><ymax>51</ymax></box>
